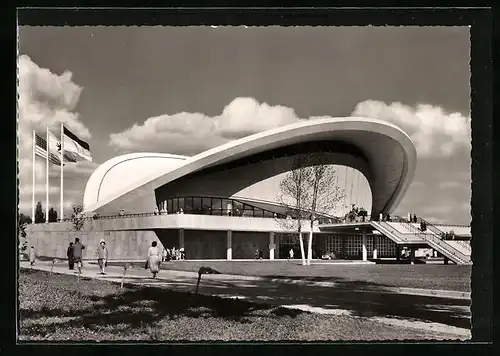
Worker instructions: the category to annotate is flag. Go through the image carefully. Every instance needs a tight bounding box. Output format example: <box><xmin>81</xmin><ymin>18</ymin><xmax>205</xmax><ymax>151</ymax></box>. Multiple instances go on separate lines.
<box><xmin>49</xmin><ymin>131</ymin><xmax>78</xmax><ymax>164</ymax></box>
<box><xmin>34</xmin><ymin>132</ymin><xmax>62</xmax><ymax>166</ymax></box>
<box><xmin>62</xmin><ymin>126</ymin><xmax>92</xmax><ymax>162</ymax></box>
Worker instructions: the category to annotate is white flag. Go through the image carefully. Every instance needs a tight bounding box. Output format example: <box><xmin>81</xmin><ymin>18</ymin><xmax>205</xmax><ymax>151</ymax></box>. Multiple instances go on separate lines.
<box><xmin>62</xmin><ymin>126</ymin><xmax>92</xmax><ymax>162</ymax></box>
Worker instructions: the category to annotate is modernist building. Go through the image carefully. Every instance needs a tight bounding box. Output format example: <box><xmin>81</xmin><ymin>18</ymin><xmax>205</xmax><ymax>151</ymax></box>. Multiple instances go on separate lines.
<box><xmin>27</xmin><ymin>117</ymin><xmax>471</xmax><ymax>264</ymax></box>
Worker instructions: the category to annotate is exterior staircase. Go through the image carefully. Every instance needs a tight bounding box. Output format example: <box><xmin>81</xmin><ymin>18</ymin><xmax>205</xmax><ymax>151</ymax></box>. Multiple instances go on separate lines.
<box><xmin>370</xmin><ymin>221</ymin><xmax>423</xmax><ymax>244</ymax></box>
<box><xmin>396</xmin><ymin>216</ymin><xmax>471</xmax><ymax>265</ymax></box>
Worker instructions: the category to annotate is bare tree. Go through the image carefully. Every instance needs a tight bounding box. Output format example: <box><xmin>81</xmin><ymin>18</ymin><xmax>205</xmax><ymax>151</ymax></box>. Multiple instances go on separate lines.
<box><xmin>304</xmin><ymin>153</ymin><xmax>345</xmax><ymax>265</ymax></box>
<box><xmin>276</xmin><ymin>153</ymin><xmax>345</xmax><ymax>266</ymax></box>
<box><xmin>275</xmin><ymin>154</ymin><xmax>312</xmax><ymax>265</ymax></box>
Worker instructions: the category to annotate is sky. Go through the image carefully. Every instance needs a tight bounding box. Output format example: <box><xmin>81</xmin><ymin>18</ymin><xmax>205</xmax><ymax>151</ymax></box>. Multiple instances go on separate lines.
<box><xmin>18</xmin><ymin>26</ymin><xmax>471</xmax><ymax>224</ymax></box>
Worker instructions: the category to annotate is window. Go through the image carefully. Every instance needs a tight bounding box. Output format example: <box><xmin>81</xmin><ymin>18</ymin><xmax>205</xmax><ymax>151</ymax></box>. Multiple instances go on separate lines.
<box><xmin>172</xmin><ymin>198</ymin><xmax>178</xmax><ymax>213</ymax></box>
<box><xmin>202</xmin><ymin>197</ymin><xmax>211</xmax><ymax>214</ymax></box>
<box><xmin>254</xmin><ymin>207</ymin><xmax>264</xmax><ymax>218</ymax></box>
<box><xmin>167</xmin><ymin>199</ymin><xmax>172</xmax><ymax>213</ymax></box>
<box><xmin>325</xmin><ymin>235</ymin><xmax>343</xmax><ymax>255</ymax></box>
<box><xmin>178</xmin><ymin>197</ymin><xmax>185</xmax><ymax>211</ymax></box>
<box><xmin>263</xmin><ymin>210</ymin><xmax>274</xmax><ymax>218</ymax></box>
<box><xmin>184</xmin><ymin>197</ymin><xmax>193</xmax><ymax>212</ymax></box>
<box><xmin>242</xmin><ymin>204</ymin><xmax>254</xmax><ymax>217</ymax></box>
<box><xmin>211</xmin><ymin>198</ymin><xmax>222</xmax><ymax>215</ymax></box>
<box><xmin>222</xmin><ymin>199</ymin><xmax>231</xmax><ymax>215</ymax></box>
<box><xmin>193</xmin><ymin>197</ymin><xmax>201</xmax><ymax>212</ymax></box>
<box><xmin>232</xmin><ymin>200</ymin><xmax>243</xmax><ymax>216</ymax></box>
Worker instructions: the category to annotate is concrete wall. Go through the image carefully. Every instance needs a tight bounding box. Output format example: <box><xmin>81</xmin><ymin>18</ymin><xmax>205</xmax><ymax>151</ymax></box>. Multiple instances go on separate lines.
<box><xmin>27</xmin><ymin>222</ymin><xmax>165</xmax><ymax>261</ymax></box>
<box><xmin>183</xmin><ymin>230</ymin><xmax>226</xmax><ymax>260</ymax></box>
<box><xmin>232</xmin><ymin>231</ymin><xmax>270</xmax><ymax>259</ymax></box>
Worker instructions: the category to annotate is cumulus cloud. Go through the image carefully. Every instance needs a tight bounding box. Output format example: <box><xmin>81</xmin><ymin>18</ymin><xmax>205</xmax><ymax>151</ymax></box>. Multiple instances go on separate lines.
<box><xmin>351</xmin><ymin>100</ymin><xmax>471</xmax><ymax>158</ymax></box>
<box><xmin>18</xmin><ymin>55</ymin><xmax>97</xmax><ymax>216</ymax></box>
<box><xmin>109</xmin><ymin>97</ymin><xmax>303</xmax><ymax>155</ymax></box>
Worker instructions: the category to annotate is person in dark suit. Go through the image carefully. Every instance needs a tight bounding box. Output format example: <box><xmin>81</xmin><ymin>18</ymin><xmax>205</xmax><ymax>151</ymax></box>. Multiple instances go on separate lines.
<box><xmin>67</xmin><ymin>242</ymin><xmax>74</xmax><ymax>270</ymax></box>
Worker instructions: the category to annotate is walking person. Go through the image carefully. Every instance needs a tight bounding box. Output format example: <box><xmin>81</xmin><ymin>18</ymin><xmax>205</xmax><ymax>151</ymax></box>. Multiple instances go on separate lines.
<box><xmin>29</xmin><ymin>245</ymin><xmax>36</xmax><ymax>268</ymax></box>
<box><xmin>97</xmin><ymin>239</ymin><xmax>109</xmax><ymax>275</ymax></box>
<box><xmin>148</xmin><ymin>241</ymin><xmax>161</xmax><ymax>279</ymax></box>
<box><xmin>288</xmin><ymin>248</ymin><xmax>294</xmax><ymax>261</ymax></box>
<box><xmin>72</xmin><ymin>237</ymin><xmax>86</xmax><ymax>275</ymax></box>
<box><xmin>67</xmin><ymin>242</ymin><xmax>75</xmax><ymax>270</ymax></box>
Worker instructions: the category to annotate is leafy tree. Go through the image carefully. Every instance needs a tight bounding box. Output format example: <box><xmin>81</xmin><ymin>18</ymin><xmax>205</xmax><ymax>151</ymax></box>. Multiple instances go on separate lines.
<box><xmin>276</xmin><ymin>153</ymin><xmax>345</xmax><ymax>265</ymax></box>
<box><xmin>18</xmin><ymin>212</ymin><xmax>32</xmax><ymax>253</ymax></box>
<box><xmin>34</xmin><ymin>201</ymin><xmax>45</xmax><ymax>223</ymax></box>
<box><xmin>68</xmin><ymin>204</ymin><xmax>86</xmax><ymax>231</ymax></box>
<box><xmin>48</xmin><ymin>207</ymin><xmax>58</xmax><ymax>222</ymax></box>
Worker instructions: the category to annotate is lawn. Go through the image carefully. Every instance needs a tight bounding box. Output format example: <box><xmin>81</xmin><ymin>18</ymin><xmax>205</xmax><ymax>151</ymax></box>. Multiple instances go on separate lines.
<box><xmin>18</xmin><ymin>269</ymin><xmax>459</xmax><ymax>341</ymax></box>
<box><xmin>104</xmin><ymin>260</ymin><xmax>471</xmax><ymax>292</ymax></box>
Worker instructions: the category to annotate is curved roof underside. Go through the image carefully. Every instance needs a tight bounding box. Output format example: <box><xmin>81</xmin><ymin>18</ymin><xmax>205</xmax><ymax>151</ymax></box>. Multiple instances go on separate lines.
<box><xmin>84</xmin><ymin>117</ymin><xmax>417</xmax><ymax>217</ymax></box>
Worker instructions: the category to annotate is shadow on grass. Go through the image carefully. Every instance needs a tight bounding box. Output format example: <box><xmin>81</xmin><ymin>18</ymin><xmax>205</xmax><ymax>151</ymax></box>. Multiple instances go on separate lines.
<box><xmin>19</xmin><ymin>270</ymin><xmax>305</xmax><ymax>337</ymax></box>
<box><xmin>197</xmin><ymin>276</ymin><xmax>472</xmax><ymax>329</ymax></box>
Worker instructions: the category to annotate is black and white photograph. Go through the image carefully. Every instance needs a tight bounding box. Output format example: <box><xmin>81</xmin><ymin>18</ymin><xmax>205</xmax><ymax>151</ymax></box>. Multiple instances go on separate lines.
<box><xmin>17</xmin><ymin>18</ymin><xmax>475</xmax><ymax>342</ymax></box>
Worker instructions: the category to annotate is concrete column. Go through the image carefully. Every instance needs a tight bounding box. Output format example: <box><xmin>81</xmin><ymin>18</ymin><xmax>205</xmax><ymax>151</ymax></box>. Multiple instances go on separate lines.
<box><xmin>269</xmin><ymin>232</ymin><xmax>275</xmax><ymax>260</ymax></box>
<box><xmin>396</xmin><ymin>245</ymin><xmax>401</xmax><ymax>261</ymax></box>
<box><xmin>179</xmin><ymin>229</ymin><xmax>184</xmax><ymax>249</ymax></box>
<box><xmin>362</xmin><ymin>229</ymin><xmax>368</xmax><ymax>261</ymax></box>
<box><xmin>226</xmin><ymin>230</ymin><xmax>232</xmax><ymax>260</ymax></box>
<box><xmin>372</xmin><ymin>234</ymin><xmax>378</xmax><ymax>259</ymax></box>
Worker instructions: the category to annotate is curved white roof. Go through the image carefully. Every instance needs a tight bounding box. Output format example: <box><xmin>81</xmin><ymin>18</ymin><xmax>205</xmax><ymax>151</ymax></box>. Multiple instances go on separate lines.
<box><xmin>83</xmin><ymin>152</ymin><xmax>188</xmax><ymax>208</ymax></box>
<box><xmin>84</xmin><ymin>117</ymin><xmax>417</xmax><ymax>217</ymax></box>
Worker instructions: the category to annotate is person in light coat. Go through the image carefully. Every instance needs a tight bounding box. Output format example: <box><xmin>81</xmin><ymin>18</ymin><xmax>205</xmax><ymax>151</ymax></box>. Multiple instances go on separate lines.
<box><xmin>29</xmin><ymin>245</ymin><xmax>36</xmax><ymax>267</ymax></box>
<box><xmin>148</xmin><ymin>241</ymin><xmax>161</xmax><ymax>278</ymax></box>
<box><xmin>97</xmin><ymin>239</ymin><xmax>109</xmax><ymax>275</ymax></box>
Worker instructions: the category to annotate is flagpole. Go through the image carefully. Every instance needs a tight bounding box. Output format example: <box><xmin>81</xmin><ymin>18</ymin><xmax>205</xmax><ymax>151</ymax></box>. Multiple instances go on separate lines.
<box><xmin>32</xmin><ymin>130</ymin><xmax>36</xmax><ymax>223</ymax></box>
<box><xmin>46</xmin><ymin>126</ymin><xmax>49</xmax><ymax>223</ymax></box>
<box><xmin>60</xmin><ymin>123</ymin><xmax>64</xmax><ymax>222</ymax></box>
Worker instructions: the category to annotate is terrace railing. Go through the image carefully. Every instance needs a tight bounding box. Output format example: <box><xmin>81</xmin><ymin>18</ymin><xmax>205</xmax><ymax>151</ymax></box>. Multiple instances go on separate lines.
<box><xmin>55</xmin><ymin>209</ymin><xmax>289</xmax><ymax>223</ymax></box>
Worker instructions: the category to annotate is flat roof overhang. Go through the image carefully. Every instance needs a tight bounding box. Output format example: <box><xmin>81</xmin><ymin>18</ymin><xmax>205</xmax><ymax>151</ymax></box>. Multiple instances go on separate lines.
<box><xmin>318</xmin><ymin>222</ymin><xmax>373</xmax><ymax>234</ymax></box>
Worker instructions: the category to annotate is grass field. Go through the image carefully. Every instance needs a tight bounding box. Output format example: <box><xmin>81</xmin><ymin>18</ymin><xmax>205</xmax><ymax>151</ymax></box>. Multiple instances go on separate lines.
<box><xmin>104</xmin><ymin>260</ymin><xmax>471</xmax><ymax>292</ymax></box>
<box><xmin>18</xmin><ymin>269</ymin><xmax>460</xmax><ymax>341</ymax></box>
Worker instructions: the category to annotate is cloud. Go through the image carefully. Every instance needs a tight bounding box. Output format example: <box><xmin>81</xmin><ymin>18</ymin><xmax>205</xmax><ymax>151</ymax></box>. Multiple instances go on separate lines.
<box><xmin>351</xmin><ymin>100</ymin><xmax>471</xmax><ymax>158</ymax></box>
<box><xmin>18</xmin><ymin>55</ymin><xmax>97</xmax><ymax>216</ymax></box>
<box><xmin>109</xmin><ymin>97</ymin><xmax>303</xmax><ymax>155</ymax></box>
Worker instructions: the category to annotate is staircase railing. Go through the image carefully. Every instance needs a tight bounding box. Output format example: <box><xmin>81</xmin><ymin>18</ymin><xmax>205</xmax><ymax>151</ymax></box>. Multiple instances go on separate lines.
<box><xmin>391</xmin><ymin>216</ymin><xmax>428</xmax><ymax>240</ymax></box>
<box><xmin>458</xmin><ymin>240</ymin><xmax>472</xmax><ymax>252</ymax></box>
<box><xmin>373</xmin><ymin>221</ymin><xmax>417</xmax><ymax>243</ymax></box>
<box><xmin>393</xmin><ymin>216</ymin><xmax>470</xmax><ymax>264</ymax></box>
<box><xmin>416</xmin><ymin>217</ymin><xmax>446</xmax><ymax>236</ymax></box>
<box><xmin>418</xmin><ymin>230</ymin><xmax>470</xmax><ymax>263</ymax></box>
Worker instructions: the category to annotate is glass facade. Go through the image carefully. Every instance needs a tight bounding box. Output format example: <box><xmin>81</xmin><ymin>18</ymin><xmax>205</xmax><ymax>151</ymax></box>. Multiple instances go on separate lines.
<box><xmin>322</xmin><ymin>234</ymin><xmax>397</xmax><ymax>258</ymax></box>
<box><xmin>159</xmin><ymin>196</ymin><xmax>287</xmax><ymax>219</ymax></box>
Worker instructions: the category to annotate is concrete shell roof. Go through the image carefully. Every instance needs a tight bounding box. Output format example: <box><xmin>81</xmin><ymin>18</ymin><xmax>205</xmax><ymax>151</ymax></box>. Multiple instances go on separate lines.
<box><xmin>84</xmin><ymin>117</ymin><xmax>417</xmax><ymax>217</ymax></box>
